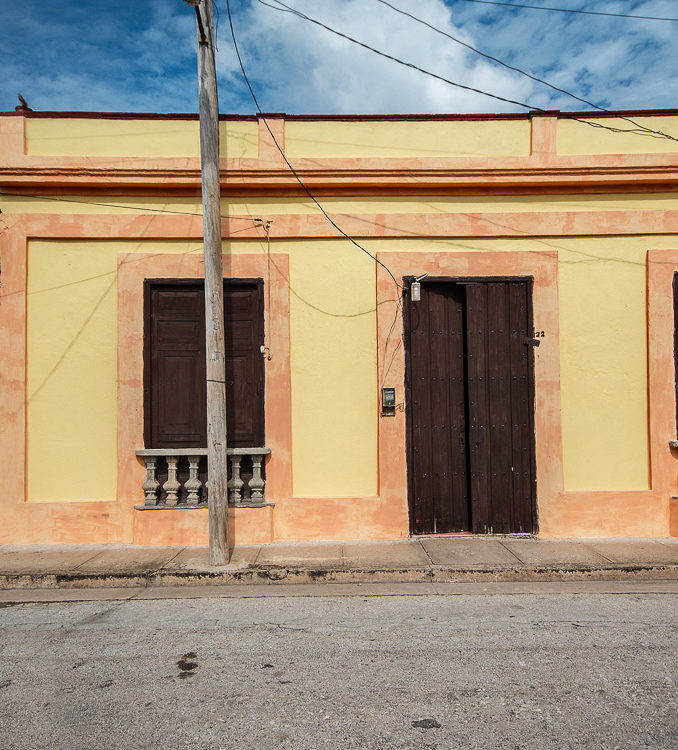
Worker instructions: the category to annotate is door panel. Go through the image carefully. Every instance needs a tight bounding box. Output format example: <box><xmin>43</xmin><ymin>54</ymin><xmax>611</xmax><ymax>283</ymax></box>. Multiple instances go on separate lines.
<box><xmin>508</xmin><ymin>281</ymin><xmax>537</xmax><ymax>533</ymax></box>
<box><xmin>465</xmin><ymin>283</ymin><xmax>491</xmax><ymax>533</ymax></box>
<box><xmin>406</xmin><ymin>278</ymin><xmax>536</xmax><ymax>535</ymax></box>
<box><xmin>149</xmin><ymin>287</ymin><xmax>206</xmax><ymax>449</ymax></box>
<box><xmin>407</xmin><ymin>283</ymin><xmax>468</xmax><ymax>534</ymax></box>
<box><xmin>224</xmin><ymin>287</ymin><xmax>265</xmax><ymax>447</ymax></box>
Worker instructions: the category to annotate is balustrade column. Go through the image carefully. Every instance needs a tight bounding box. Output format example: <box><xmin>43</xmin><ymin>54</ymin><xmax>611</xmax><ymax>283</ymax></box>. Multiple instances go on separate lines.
<box><xmin>228</xmin><ymin>455</ymin><xmax>243</xmax><ymax>504</ymax></box>
<box><xmin>142</xmin><ymin>457</ymin><xmax>160</xmax><ymax>506</ymax></box>
<box><xmin>185</xmin><ymin>456</ymin><xmax>202</xmax><ymax>504</ymax></box>
<box><xmin>163</xmin><ymin>456</ymin><xmax>181</xmax><ymax>506</ymax></box>
<box><xmin>249</xmin><ymin>454</ymin><xmax>265</xmax><ymax>503</ymax></box>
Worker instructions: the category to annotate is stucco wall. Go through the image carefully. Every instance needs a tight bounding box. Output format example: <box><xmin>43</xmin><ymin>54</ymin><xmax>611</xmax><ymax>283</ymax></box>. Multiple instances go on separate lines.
<box><xmin>25</xmin><ymin>117</ymin><xmax>258</xmax><ymax>158</ymax></box>
<box><xmin>2</xmin><ymin>110</ymin><xmax>678</xmax><ymax>543</ymax></box>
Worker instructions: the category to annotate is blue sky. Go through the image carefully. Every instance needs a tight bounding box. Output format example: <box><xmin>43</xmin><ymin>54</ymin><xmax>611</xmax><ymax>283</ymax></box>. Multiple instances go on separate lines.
<box><xmin>0</xmin><ymin>0</ymin><xmax>676</xmax><ymax>115</ymax></box>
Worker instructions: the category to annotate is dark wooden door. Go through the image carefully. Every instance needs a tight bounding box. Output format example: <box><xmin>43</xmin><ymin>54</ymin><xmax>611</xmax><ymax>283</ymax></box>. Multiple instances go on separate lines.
<box><xmin>406</xmin><ymin>283</ymin><xmax>469</xmax><ymax>534</ymax></box>
<box><xmin>145</xmin><ymin>280</ymin><xmax>265</xmax><ymax>449</ymax></box>
<box><xmin>405</xmin><ymin>278</ymin><xmax>536</xmax><ymax>535</ymax></box>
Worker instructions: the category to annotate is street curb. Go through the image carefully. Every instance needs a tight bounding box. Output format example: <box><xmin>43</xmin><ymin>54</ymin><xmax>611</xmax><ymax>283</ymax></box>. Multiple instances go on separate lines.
<box><xmin>1</xmin><ymin>564</ymin><xmax>677</xmax><ymax>589</ymax></box>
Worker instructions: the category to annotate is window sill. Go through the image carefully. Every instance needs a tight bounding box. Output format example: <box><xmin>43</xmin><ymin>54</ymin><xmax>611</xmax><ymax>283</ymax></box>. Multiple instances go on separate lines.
<box><xmin>134</xmin><ymin>502</ymin><xmax>275</xmax><ymax>510</ymax></box>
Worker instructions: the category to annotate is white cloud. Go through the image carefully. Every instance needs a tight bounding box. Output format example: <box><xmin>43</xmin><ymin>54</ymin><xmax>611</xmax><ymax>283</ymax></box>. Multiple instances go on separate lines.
<box><xmin>217</xmin><ymin>0</ymin><xmax>536</xmax><ymax>113</ymax></box>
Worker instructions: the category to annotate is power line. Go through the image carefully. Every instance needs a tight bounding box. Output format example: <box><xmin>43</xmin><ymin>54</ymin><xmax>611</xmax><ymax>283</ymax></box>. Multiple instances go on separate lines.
<box><xmin>0</xmin><ymin>192</ymin><xmax>257</xmax><ymax>220</ymax></box>
<box><xmin>258</xmin><ymin>0</ymin><xmax>678</xmax><ymax>144</ymax></box>
<box><xmin>458</xmin><ymin>0</ymin><xmax>678</xmax><ymax>22</ymax></box>
<box><xmin>224</xmin><ymin>0</ymin><xmax>404</xmax><ymax>296</ymax></box>
<box><xmin>257</xmin><ymin>0</ymin><xmax>536</xmax><ymax>111</ymax></box>
<box><xmin>226</xmin><ymin>0</ymin><xmax>407</xmax><ymax>390</ymax></box>
<box><xmin>374</xmin><ymin>0</ymin><xmax>678</xmax><ymax>143</ymax></box>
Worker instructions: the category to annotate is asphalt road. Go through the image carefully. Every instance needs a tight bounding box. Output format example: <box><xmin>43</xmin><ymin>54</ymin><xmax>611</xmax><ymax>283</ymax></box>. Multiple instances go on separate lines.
<box><xmin>0</xmin><ymin>586</ymin><xmax>676</xmax><ymax>750</ymax></box>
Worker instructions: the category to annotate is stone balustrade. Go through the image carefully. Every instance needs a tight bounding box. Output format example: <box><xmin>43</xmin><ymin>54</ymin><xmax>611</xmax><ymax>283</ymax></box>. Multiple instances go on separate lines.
<box><xmin>135</xmin><ymin>448</ymin><xmax>271</xmax><ymax>507</ymax></box>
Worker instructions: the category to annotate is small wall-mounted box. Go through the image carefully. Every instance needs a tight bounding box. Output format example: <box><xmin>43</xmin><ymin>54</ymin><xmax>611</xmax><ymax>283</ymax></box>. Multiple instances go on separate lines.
<box><xmin>381</xmin><ymin>387</ymin><xmax>396</xmax><ymax>417</ymax></box>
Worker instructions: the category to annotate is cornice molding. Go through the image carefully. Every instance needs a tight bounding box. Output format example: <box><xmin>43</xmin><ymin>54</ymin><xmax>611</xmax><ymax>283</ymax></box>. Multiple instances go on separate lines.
<box><xmin>3</xmin><ymin>160</ymin><xmax>678</xmax><ymax>193</ymax></box>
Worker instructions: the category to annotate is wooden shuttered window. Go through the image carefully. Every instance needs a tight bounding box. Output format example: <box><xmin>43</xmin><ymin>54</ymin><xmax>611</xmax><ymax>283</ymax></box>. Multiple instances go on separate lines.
<box><xmin>144</xmin><ymin>279</ymin><xmax>265</xmax><ymax>449</ymax></box>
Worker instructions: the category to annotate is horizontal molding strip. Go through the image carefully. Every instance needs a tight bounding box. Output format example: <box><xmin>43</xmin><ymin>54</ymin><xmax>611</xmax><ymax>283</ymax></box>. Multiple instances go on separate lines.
<box><xmin>3</xmin><ymin>161</ymin><xmax>678</xmax><ymax>191</ymax></box>
<box><xmin>7</xmin><ymin>208</ymin><xmax>678</xmax><ymax>240</ymax></box>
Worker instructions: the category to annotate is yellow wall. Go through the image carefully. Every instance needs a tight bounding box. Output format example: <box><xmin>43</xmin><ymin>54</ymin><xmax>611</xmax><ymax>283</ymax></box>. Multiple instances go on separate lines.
<box><xmin>556</xmin><ymin>236</ymin><xmax>650</xmax><ymax>490</ymax></box>
<box><xmin>24</xmin><ymin>224</ymin><xmax>672</xmax><ymax>505</ymax></box>
<box><xmin>25</xmin><ymin>114</ymin><xmax>678</xmax><ymax>160</ymax></box>
<box><xmin>25</xmin><ymin>118</ymin><xmax>258</xmax><ymax>158</ymax></box>
<box><xmin>28</xmin><ymin>228</ymin><xmax>663</xmax><ymax>501</ymax></box>
<box><xmin>26</xmin><ymin>240</ymin><xmax>206</xmax><ymax>502</ymax></box>
<box><xmin>557</xmin><ymin>116</ymin><xmax>678</xmax><ymax>155</ymax></box>
<box><xmin>27</xmin><ymin>240</ymin><xmax>119</xmax><ymax>501</ymax></box>
<box><xmin>285</xmin><ymin>119</ymin><xmax>530</xmax><ymax>158</ymax></box>
<box><xmin>25</xmin><ymin>235</ymin><xmax>379</xmax><ymax>502</ymax></box>
<box><xmin>287</xmin><ymin>240</ymin><xmax>378</xmax><ymax>497</ymax></box>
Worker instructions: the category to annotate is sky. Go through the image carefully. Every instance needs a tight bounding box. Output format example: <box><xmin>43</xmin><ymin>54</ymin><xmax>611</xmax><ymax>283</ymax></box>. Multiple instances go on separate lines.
<box><xmin>0</xmin><ymin>0</ymin><xmax>676</xmax><ymax>116</ymax></box>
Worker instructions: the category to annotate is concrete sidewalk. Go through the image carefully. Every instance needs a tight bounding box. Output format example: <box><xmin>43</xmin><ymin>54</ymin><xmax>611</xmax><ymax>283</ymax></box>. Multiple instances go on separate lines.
<box><xmin>1</xmin><ymin>536</ymin><xmax>677</xmax><ymax>590</ymax></box>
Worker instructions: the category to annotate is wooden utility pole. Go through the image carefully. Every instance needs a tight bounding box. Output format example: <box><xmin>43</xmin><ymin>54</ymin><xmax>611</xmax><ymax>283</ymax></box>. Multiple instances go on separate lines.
<box><xmin>186</xmin><ymin>0</ymin><xmax>229</xmax><ymax>564</ymax></box>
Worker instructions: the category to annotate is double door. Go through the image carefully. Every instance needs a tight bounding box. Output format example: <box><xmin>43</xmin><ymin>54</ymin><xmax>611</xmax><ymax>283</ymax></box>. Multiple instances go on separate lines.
<box><xmin>405</xmin><ymin>278</ymin><xmax>537</xmax><ymax>535</ymax></box>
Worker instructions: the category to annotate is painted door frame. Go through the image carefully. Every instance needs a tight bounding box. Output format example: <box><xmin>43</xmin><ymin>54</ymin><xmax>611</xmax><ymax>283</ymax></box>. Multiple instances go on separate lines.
<box><xmin>403</xmin><ymin>275</ymin><xmax>538</xmax><ymax>535</ymax></box>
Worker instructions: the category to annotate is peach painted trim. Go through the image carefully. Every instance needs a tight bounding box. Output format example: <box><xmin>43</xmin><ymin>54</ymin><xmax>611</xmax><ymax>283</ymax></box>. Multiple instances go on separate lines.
<box><xmin>4</xmin><ymin>159</ymin><xmax>678</xmax><ymax>193</ymax></box>
<box><xmin>8</xmin><ymin>210</ymin><xmax>678</xmax><ymax>243</ymax></box>
<box><xmin>531</xmin><ymin>116</ymin><xmax>557</xmax><ymax>161</ymax></box>
<box><xmin>257</xmin><ymin>114</ymin><xmax>285</xmax><ymax>165</ymax></box>
<box><xmin>0</xmin><ymin>114</ymin><xmax>25</xmax><ymax>160</ymax></box>
<box><xmin>375</xmin><ymin>250</ymin><xmax>563</xmax><ymax>538</ymax></box>
<box><xmin>272</xmin><ymin>497</ymin><xmax>409</xmax><ymax>542</ymax></box>
<box><xmin>240</xmin><ymin>210</ymin><xmax>678</xmax><ymax>239</ymax></box>
<box><xmin>0</xmin><ymin>220</ymin><xmax>129</xmax><ymax>543</ymax></box>
<box><xmin>539</xmin><ymin>491</ymin><xmax>669</xmax><ymax>539</ymax></box>
<box><xmin>648</xmin><ymin>248</ymin><xmax>678</xmax><ymax>535</ymax></box>
<box><xmin>537</xmin><ymin>247</ymin><xmax>677</xmax><ymax>539</ymax></box>
<box><xmin>0</xmin><ymin>216</ymin><xmax>27</xmax><ymax>515</ymax></box>
<box><xmin>117</xmin><ymin>251</ymin><xmax>292</xmax><ymax>546</ymax></box>
<box><xmin>132</xmin><ymin>506</ymin><xmax>274</xmax><ymax>546</ymax></box>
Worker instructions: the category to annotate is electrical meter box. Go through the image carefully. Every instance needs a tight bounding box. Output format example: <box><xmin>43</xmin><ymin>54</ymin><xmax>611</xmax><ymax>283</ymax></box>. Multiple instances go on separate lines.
<box><xmin>381</xmin><ymin>387</ymin><xmax>396</xmax><ymax>417</ymax></box>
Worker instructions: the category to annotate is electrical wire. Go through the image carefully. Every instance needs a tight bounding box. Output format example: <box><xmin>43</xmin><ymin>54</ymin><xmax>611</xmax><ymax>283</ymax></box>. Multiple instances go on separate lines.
<box><xmin>263</xmin><ymin>219</ymin><xmax>272</xmax><ymax>359</ymax></box>
<box><xmin>0</xmin><ymin>217</ymin><xmax>256</xmax><ymax>300</ymax></box>
<box><xmin>257</xmin><ymin>0</ymin><xmax>678</xmax><ymax>143</ymax></box>
<box><xmin>225</xmin><ymin>0</ymin><xmax>404</xmax><ymax>298</ymax></box>
<box><xmin>0</xmin><ymin>191</ymin><xmax>257</xmax><ymax>220</ymax></box>
<box><xmin>226</xmin><ymin>0</ymin><xmax>407</xmax><ymax>390</ymax></box>
<box><xmin>373</xmin><ymin>0</ymin><xmax>678</xmax><ymax>143</ymax></box>
<box><xmin>263</xmin><ymin>242</ymin><xmax>398</xmax><ymax>318</ymax></box>
<box><xmin>213</xmin><ymin>0</ymin><xmax>220</xmax><ymax>51</ymax></box>
<box><xmin>457</xmin><ymin>0</ymin><xmax>678</xmax><ymax>23</ymax></box>
<box><xmin>257</xmin><ymin>0</ymin><xmax>536</xmax><ymax>111</ymax></box>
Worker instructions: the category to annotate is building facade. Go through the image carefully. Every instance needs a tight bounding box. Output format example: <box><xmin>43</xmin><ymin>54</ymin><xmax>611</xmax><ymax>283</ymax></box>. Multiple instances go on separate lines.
<box><xmin>1</xmin><ymin>108</ymin><xmax>678</xmax><ymax>545</ymax></box>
